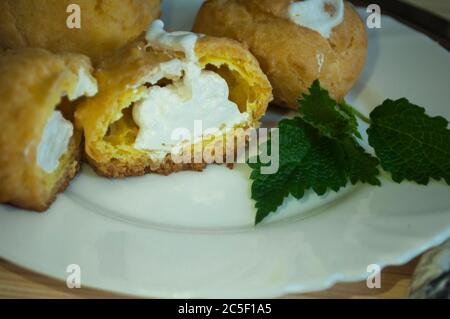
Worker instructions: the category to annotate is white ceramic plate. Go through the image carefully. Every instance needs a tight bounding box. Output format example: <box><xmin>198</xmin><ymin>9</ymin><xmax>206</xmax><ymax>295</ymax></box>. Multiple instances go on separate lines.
<box><xmin>1</xmin><ymin>0</ymin><xmax>449</xmax><ymax>298</ymax></box>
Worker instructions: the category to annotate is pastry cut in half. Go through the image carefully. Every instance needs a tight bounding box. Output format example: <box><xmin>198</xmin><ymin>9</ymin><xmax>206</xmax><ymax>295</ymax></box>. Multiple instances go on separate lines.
<box><xmin>193</xmin><ymin>0</ymin><xmax>368</xmax><ymax>109</ymax></box>
<box><xmin>0</xmin><ymin>48</ymin><xmax>98</xmax><ymax>211</ymax></box>
<box><xmin>75</xmin><ymin>20</ymin><xmax>273</xmax><ymax>178</ymax></box>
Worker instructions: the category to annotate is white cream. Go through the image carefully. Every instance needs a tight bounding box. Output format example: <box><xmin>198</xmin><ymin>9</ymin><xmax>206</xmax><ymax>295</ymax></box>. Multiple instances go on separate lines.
<box><xmin>287</xmin><ymin>0</ymin><xmax>344</xmax><ymax>38</ymax></box>
<box><xmin>133</xmin><ymin>62</ymin><xmax>247</xmax><ymax>151</ymax></box>
<box><xmin>69</xmin><ymin>68</ymin><xmax>98</xmax><ymax>101</ymax></box>
<box><xmin>146</xmin><ymin>20</ymin><xmax>199</xmax><ymax>61</ymax></box>
<box><xmin>37</xmin><ymin>111</ymin><xmax>73</xmax><ymax>173</ymax></box>
<box><xmin>134</xmin><ymin>20</ymin><xmax>248</xmax><ymax>153</ymax></box>
<box><xmin>141</xmin><ymin>59</ymin><xmax>184</xmax><ymax>86</ymax></box>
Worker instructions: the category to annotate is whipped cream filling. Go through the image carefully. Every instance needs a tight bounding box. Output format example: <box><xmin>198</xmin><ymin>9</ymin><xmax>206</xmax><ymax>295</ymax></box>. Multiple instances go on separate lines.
<box><xmin>133</xmin><ymin>20</ymin><xmax>248</xmax><ymax>154</ymax></box>
<box><xmin>37</xmin><ymin>111</ymin><xmax>73</xmax><ymax>173</ymax></box>
<box><xmin>36</xmin><ymin>68</ymin><xmax>97</xmax><ymax>173</ymax></box>
<box><xmin>133</xmin><ymin>61</ymin><xmax>248</xmax><ymax>151</ymax></box>
<box><xmin>69</xmin><ymin>67</ymin><xmax>98</xmax><ymax>101</ymax></box>
<box><xmin>287</xmin><ymin>0</ymin><xmax>344</xmax><ymax>38</ymax></box>
<box><xmin>146</xmin><ymin>20</ymin><xmax>199</xmax><ymax>61</ymax></box>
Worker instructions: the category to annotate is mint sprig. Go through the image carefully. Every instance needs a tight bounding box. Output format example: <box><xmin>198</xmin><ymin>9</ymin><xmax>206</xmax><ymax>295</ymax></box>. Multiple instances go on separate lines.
<box><xmin>249</xmin><ymin>80</ymin><xmax>450</xmax><ymax>224</ymax></box>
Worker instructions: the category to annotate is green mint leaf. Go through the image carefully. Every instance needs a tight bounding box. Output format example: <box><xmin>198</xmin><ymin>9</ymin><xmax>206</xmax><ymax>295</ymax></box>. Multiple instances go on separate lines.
<box><xmin>340</xmin><ymin>137</ymin><xmax>381</xmax><ymax>186</ymax></box>
<box><xmin>368</xmin><ymin>98</ymin><xmax>450</xmax><ymax>185</ymax></box>
<box><xmin>292</xmin><ymin>121</ymin><xmax>348</xmax><ymax>195</ymax></box>
<box><xmin>251</xmin><ymin>165</ymin><xmax>297</xmax><ymax>224</ymax></box>
<box><xmin>299</xmin><ymin>80</ymin><xmax>359</xmax><ymax>139</ymax></box>
<box><xmin>249</xmin><ymin>118</ymin><xmax>349</xmax><ymax>224</ymax></box>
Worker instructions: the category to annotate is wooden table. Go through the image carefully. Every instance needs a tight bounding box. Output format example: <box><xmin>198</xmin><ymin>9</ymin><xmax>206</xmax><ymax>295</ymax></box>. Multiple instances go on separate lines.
<box><xmin>1</xmin><ymin>0</ymin><xmax>448</xmax><ymax>299</ymax></box>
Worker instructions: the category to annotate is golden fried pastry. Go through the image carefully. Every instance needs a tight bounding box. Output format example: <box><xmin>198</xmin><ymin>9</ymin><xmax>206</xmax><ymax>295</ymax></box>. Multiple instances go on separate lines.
<box><xmin>0</xmin><ymin>48</ymin><xmax>98</xmax><ymax>211</ymax></box>
<box><xmin>193</xmin><ymin>0</ymin><xmax>368</xmax><ymax>109</ymax></box>
<box><xmin>0</xmin><ymin>0</ymin><xmax>161</xmax><ymax>64</ymax></box>
<box><xmin>76</xmin><ymin>20</ymin><xmax>272</xmax><ymax>178</ymax></box>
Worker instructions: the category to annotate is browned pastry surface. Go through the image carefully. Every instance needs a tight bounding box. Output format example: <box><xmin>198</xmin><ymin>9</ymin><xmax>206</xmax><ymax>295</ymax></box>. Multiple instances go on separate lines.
<box><xmin>0</xmin><ymin>0</ymin><xmax>161</xmax><ymax>64</ymax></box>
<box><xmin>193</xmin><ymin>0</ymin><xmax>368</xmax><ymax>109</ymax></box>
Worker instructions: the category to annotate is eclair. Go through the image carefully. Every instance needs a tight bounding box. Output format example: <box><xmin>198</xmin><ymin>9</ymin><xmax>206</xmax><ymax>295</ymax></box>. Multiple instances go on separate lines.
<box><xmin>193</xmin><ymin>0</ymin><xmax>368</xmax><ymax>109</ymax></box>
<box><xmin>76</xmin><ymin>20</ymin><xmax>273</xmax><ymax>177</ymax></box>
<box><xmin>0</xmin><ymin>48</ymin><xmax>98</xmax><ymax>211</ymax></box>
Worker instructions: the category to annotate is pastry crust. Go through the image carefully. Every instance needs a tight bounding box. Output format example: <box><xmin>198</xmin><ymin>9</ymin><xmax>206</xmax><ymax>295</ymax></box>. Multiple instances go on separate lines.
<box><xmin>76</xmin><ymin>36</ymin><xmax>273</xmax><ymax>178</ymax></box>
<box><xmin>0</xmin><ymin>0</ymin><xmax>161</xmax><ymax>64</ymax></box>
<box><xmin>0</xmin><ymin>48</ymin><xmax>96</xmax><ymax>211</ymax></box>
<box><xmin>193</xmin><ymin>0</ymin><xmax>368</xmax><ymax>109</ymax></box>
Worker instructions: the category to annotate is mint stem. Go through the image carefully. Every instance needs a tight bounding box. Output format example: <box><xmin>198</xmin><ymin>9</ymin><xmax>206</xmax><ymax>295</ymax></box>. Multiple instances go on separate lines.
<box><xmin>351</xmin><ymin>107</ymin><xmax>371</xmax><ymax>125</ymax></box>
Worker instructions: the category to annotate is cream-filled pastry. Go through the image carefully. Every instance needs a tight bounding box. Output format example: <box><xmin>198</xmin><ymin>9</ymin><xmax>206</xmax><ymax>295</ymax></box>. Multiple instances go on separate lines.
<box><xmin>76</xmin><ymin>20</ymin><xmax>272</xmax><ymax>177</ymax></box>
<box><xmin>193</xmin><ymin>0</ymin><xmax>368</xmax><ymax>109</ymax></box>
<box><xmin>0</xmin><ymin>48</ymin><xmax>98</xmax><ymax>211</ymax></box>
